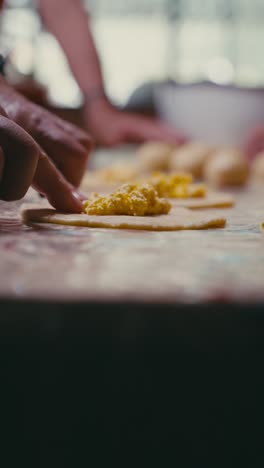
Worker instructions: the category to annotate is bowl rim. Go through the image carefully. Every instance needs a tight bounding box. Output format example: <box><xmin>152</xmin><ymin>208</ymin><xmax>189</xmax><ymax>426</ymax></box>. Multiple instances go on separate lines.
<box><xmin>155</xmin><ymin>80</ymin><xmax>264</xmax><ymax>93</ymax></box>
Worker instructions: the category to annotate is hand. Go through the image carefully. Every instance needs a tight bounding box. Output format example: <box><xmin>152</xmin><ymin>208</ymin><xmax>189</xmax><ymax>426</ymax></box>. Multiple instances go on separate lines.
<box><xmin>0</xmin><ymin>112</ymin><xmax>86</xmax><ymax>212</ymax></box>
<box><xmin>0</xmin><ymin>81</ymin><xmax>92</xmax><ymax>212</ymax></box>
<box><xmin>1</xmin><ymin>85</ymin><xmax>92</xmax><ymax>187</ymax></box>
<box><xmin>84</xmin><ymin>100</ymin><xmax>186</xmax><ymax>147</ymax></box>
<box><xmin>243</xmin><ymin>125</ymin><xmax>264</xmax><ymax>160</ymax></box>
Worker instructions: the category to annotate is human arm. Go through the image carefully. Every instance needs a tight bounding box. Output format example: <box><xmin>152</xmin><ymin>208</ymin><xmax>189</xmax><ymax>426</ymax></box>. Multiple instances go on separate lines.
<box><xmin>38</xmin><ymin>0</ymin><xmax>186</xmax><ymax>147</ymax></box>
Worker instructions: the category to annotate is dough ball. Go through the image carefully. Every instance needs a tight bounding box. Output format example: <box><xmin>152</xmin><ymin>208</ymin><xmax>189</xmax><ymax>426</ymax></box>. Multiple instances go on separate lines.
<box><xmin>169</xmin><ymin>142</ymin><xmax>214</xmax><ymax>179</ymax></box>
<box><xmin>97</xmin><ymin>162</ymin><xmax>140</xmax><ymax>183</ymax></box>
<box><xmin>251</xmin><ymin>151</ymin><xmax>264</xmax><ymax>182</ymax></box>
<box><xmin>204</xmin><ymin>148</ymin><xmax>249</xmax><ymax>187</ymax></box>
<box><xmin>137</xmin><ymin>141</ymin><xmax>175</xmax><ymax>172</ymax></box>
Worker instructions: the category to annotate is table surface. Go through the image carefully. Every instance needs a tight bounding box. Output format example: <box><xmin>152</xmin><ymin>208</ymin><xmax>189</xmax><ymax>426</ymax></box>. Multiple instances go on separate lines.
<box><xmin>0</xmin><ymin>171</ymin><xmax>264</xmax><ymax>304</ymax></box>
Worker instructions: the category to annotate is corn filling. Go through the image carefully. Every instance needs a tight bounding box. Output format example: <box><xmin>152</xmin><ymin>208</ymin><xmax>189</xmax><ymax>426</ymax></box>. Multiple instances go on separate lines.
<box><xmin>145</xmin><ymin>172</ymin><xmax>207</xmax><ymax>198</ymax></box>
<box><xmin>83</xmin><ymin>183</ymin><xmax>171</xmax><ymax>216</ymax></box>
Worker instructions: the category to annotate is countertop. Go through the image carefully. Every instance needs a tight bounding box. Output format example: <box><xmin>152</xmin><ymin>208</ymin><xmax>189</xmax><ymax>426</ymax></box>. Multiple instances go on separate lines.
<box><xmin>0</xmin><ymin>178</ymin><xmax>264</xmax><ymax>304</ymax></box>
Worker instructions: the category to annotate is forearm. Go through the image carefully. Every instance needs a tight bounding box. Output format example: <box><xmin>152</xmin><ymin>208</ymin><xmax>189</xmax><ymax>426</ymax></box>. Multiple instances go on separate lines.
<box><xmin>38</xmin><ymin>0</ymin><xmax>105</xmax><ymax>97</ymax></box>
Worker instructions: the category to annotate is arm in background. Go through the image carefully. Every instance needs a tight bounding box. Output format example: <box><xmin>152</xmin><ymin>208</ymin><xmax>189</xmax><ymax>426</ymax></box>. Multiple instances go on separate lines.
<box><xmin>39</xmin><ymin>0</ymin><xmax>186</xmax><ymax>147</ymax></box>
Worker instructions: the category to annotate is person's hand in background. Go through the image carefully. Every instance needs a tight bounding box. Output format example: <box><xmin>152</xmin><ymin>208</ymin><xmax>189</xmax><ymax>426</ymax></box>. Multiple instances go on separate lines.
<box><xmin>39</xmin><ymin>0</ymin><xmax>186</xmax><ymax>148</ymax></box>
<box><xmin>0</xmin><ymin>80</ymin><xmax>92</xmax><ymax>211</ymax></box>
<box><xmin>84</xmin><ymin>99</ymin><xmax>186</xmax><ymax>147</ymax></box>
<box><xmin>244</xmin><ymin>125</ymin><xmax>264</xmax><ymax>160</ymax></box>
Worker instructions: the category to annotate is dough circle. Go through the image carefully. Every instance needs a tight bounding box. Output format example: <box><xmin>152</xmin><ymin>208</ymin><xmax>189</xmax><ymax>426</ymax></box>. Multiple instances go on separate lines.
<box><xmin>204</xmin><ymin>149</ymin><xmax>249</xmax><ymax>187</ymax></box>
<box><xmin>21</xmin><ymin>205</ymin><xmax>226</xmax><ymax>231</ymax></box>
<box><xmin>170</xmin><ymin>192</ymin><xmax>234</xmax><ymax>210</ymax></box>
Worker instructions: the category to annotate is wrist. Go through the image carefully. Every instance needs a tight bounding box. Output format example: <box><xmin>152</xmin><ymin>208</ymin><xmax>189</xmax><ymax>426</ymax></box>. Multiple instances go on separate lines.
<box><xmin>84</xmin><ymin>91</ymin><xmax>115</xmax><ymax>121</ymax></box>
<box><xmin>83</xmin><ymin>87</ymin><xmax>106</xmax><ymax>106</ymax></box>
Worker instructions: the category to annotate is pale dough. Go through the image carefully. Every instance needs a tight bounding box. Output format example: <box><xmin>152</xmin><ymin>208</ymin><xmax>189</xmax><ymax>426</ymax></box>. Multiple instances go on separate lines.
<box><xmin>251</xmin><ymin>152</ymin><xmax>264</xmax><ymax>182</ymax></box>
<box><xmin>169</xmin><ymin>143</ymin><xmax>215</xmax><ymax>179</ymax></box>
<box><xmin>170</xmin><ymin>192</ymin><xmax>234</xmax><ymax>210</ymax></box>
<box><xmin>204</xmin><ymin>149</ymin><xmax>249</xmax><ymax>187</ymax></box>
<box><xmin>21</xmin><ymin>205</ymin><xmax>226</xmax><ymax>231</ymax></box>
<box><xmin>137</xmin><ymin>141</ymin><xmax>176</xmax><ymax>172</ymax></box>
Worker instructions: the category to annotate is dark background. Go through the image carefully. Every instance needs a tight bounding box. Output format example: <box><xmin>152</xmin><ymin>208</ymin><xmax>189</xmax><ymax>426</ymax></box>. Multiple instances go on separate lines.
<box><xmin>0</xmin><ymin>300</ymin><xmax>263</xmax><ymax>467</ymax></box>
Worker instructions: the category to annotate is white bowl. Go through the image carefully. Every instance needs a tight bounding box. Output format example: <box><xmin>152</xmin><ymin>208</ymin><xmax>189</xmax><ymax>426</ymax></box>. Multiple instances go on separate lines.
<box><xmin>155</xmin><ymin>82</ymin><xmax>264</xmax><ymax>146</ymax></box>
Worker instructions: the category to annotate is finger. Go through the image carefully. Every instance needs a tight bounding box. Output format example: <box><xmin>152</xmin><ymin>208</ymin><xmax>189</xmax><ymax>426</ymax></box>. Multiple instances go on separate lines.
<box><xmin>35</xmin><ymin>107</ymin><xmax>93</xmax><ymax>151</ymax></box>
<box><xmin>244</xmin><ymin>140</ymin><xmax>261</xmax><ymax>160</ymax></box>
<box><xmin>0</xmin><ymin>105</ymin><xmax>8</xmax><ymax>118</ymax></box>
<box><xmin>0</xmin><ymin>116</ymin><xmax>39</xmax><ymax>201</ymax></box>
<box><xmin>142</xmin><ymin>121</ymin><xmax>187</xmax><ymax>144</ymax></box>
<box><xmin>124</xmin><ymin>117</ymin><xmax>187</xmax><ymax>145</ymax></box>
<box><xmin>0</xmin><ymin>147</ymin><xmax>4</xmax><ymax>183</ymax></box>
<box><xmin>35</xmin><ymin>131</ymin><xmax>89</xmax><ymax>187</ymax></box>
<box><xmin>33</xmin><ymin>149</ymin><xmax>83</xmax><ymax>213</ymax></box>
<box><xmin>54</xmin><ymin>114</ymin><xmax>93</xmax><ymax>149</ymax></box>
<box><xmin>244</xmin><ymin>128</ymin><xmax>264</xmax><ymax>160</ymax></box>
<box><xmin>153</xmin><ymin>122</ymin><xmax>188</xmax><ymax>144</ymax></box>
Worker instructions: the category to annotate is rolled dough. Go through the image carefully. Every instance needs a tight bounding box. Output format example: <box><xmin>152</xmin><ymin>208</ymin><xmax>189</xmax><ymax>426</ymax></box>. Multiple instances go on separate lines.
<box><xmin>204</xmin><ymin>149</ymin><xmax>249</xmax><ymax>187</ymax></box>
<box><xmin>21</xmin><ymin>205</ymin><xmax>226</xmax><ymax>231</ymax></box>
<box><xmin>169</xmin><ymin>143</ymin><xmax>215</xmax><ymax>179</ymax></box>
<box><xmin>170</xmin><ymin>192</ymin><xmax>234</xmax><ymax>210</ymax></box>
<box><xmin>136</xmin><ymin>141</ymin><xmax>175</xmax><ymax>172</ymax></box>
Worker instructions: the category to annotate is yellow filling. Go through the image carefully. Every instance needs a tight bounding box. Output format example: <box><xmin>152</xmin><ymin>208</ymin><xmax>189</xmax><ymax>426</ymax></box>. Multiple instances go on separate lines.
<box><xmin>145</xmin><ymin>172</ymin><xmax>207</xmax><ymax>198</ymax></box>
<box><xmin>83</xmin><ymin>183</ymin><xmax>171</xmax><ymax>216</ymax></box>
<box><xmin>261</xmin><ymin>222</ymin><xmax>264</xmax><ymax>232</ymax></box>
<box><xmin>187</xmin><ymin>184</ymin><xmax>207</xmax><ymax>198</ymax></box>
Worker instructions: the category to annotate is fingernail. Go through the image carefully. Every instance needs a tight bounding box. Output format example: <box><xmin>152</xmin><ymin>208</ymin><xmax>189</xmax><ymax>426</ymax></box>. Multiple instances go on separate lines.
<box><xmin>73</xmin><ymin>190</ymin><xmax>82</xmax><ymax>200</ymax></box>
<box><xmin>78</xmin><ymin>190</ymin><xmax>88</xmax><ymax>200</ymax></box>
<box><xmin>71</xmin><ymin>191</ymin><xmax>84</xmax><ymax>212</ymax></box>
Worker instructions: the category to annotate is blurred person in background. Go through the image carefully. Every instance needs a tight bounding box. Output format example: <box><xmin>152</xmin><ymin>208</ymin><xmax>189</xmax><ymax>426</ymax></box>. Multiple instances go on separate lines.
<box><xmin>0</xmin><ymin>0</ymin><xmax>92</xmax><ymax>211</ymax></box>
<box><xmin>38</xmin><ymin>0</ymin><xmax>186</xmax><ymax>147</ymax></box>
<box><xmin>38</xmin><ymin>0</ymin><xmax>264</xmax><ymax>157</ymax></box>
<box><xmin>0</xmin><ymin>0</ymin><xmax>262</xmax><ymax>212</ymax></box>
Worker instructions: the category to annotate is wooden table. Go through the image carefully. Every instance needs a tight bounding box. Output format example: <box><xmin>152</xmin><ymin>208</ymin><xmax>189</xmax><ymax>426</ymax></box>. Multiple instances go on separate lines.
<box><xmin>0</xmin><ymin>182</ymin><xmax>264</xmax><ymax>304</ymax></box>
